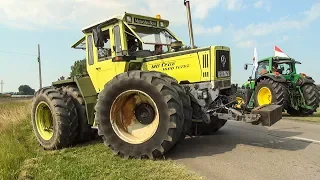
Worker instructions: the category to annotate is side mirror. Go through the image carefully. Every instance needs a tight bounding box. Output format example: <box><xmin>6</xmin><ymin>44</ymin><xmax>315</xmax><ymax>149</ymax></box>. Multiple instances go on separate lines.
<box><xmin>92</xmin><ymin>27</ymin><xmax>104</xmax><ymax>48</ymax></box>
<box><xmin>244</xmin><ymin>64</ymin><xmax>248</xmax><ymax>70</ymax></box>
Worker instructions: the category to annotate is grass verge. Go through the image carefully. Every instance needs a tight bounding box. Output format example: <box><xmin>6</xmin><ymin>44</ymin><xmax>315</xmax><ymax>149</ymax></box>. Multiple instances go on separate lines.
<box><xmin>282</xmin><ymin>108</ymin><xmax>320</xmax><ymax>122</ymax></box>
<box><xmin>0</xmin><ymin>100</ymin><xmax>202</xmax><ymax>180</ymax></box>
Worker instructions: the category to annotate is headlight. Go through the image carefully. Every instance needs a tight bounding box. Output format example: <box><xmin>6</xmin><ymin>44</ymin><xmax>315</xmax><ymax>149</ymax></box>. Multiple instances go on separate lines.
<box><xmin>126</xmin><ymin>16</ymin><xmax>132</xmax><ymax>23</ymax></box>
<box><xmin>197</xmin><ymin>89</ymin><xmax>208</xmax><ymax>99</ymax></box>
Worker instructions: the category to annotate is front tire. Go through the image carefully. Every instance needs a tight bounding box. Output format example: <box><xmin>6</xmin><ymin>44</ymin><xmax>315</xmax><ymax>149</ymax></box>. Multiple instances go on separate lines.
<box><xmin>254</xmin><ymin>78</ymin><xmax>288</xmax><ymax>108</ymax></box>
<box><xmin>95</xmin><ymin>71</ymin><xmax>184</xmax><ymax>159</ymax></box>
<box><xmin>31</xmin><ymin>87</ymin><xmax>78</xmax><ymax>150</ymax></box>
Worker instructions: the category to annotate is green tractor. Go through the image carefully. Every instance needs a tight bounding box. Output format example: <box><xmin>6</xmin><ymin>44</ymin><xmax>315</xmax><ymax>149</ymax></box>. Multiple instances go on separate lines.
<box><xmin>235</xmin><ymin>56</ymin><xmax>320</xmax><ymax>116</ymax></box>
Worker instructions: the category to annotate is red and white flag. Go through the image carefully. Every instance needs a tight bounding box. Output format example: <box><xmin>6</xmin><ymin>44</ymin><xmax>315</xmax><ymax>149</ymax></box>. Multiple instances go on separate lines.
<box><xmin>274</xmin><ymin>45</ymin><xmax>289</xmax><ymax>58</ymax></box>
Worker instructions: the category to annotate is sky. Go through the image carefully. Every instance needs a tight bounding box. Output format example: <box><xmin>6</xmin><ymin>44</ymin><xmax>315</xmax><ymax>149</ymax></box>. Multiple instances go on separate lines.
<box><xmin>0</xmin><ymin>0</ymin><xmax>320</xmax><ymax>92</ymax></box>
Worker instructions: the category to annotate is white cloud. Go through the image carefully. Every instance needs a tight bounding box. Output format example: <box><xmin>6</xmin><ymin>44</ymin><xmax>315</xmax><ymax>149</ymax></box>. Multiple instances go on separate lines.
<box><xmin>192</xmin><ymin>0</ymin><xmax>220</xmax><ymax>19</ymax></box>
<box><xmin>254</xmin><ymin>0</ymin><xmax>263</xmax><ymax>8</ymax></box>
<box><xmin>236</xmin><ymin>40</ymin><xmax>257</xmax><ymax>48</ymax></box>
<box><xmin>232</xmin><ymin>2</ymin><xmax>320</xmax><ymax>48</ymax></box>
<box><xmin>225</xmin><ymin>0</ymin><xmax>243</xmax><ymax>11</ymax></box>
<box><xmin>0</xmin><ymin>0</ymin><xmax>249</xmax><ymax>30</ymax></box>
<box><xmin>194</xmin><ymin>25</ymin><xmax>223</xmax><ymax>35</ymax></box>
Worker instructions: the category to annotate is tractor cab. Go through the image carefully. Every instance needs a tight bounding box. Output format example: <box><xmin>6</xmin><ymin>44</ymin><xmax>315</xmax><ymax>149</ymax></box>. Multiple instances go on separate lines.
<box><xmin>70</xmin><ymin>12</ymin><xmax>185</xmax><ymax>92</ymax></box>
<box><xmin>244</xmin><ymin>56</ymin><xmax>301</xmax><ymax>84</ymax></box>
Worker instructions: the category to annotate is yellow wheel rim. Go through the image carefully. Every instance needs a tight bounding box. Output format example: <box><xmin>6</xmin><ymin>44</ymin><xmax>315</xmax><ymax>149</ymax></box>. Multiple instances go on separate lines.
<box><xmin>35</xmin><ymin>102</ymin><xmax>54</xmax><ymax>140</ymax></box>
<box><xmin>110</xmin><ymin>90</ymin><xmax>159</xmax><ymax>144</ymax></box>
<box><xmin>257</xmin><ymin>87</ymin><xmax>272</xmax><ymax>106</ymax></box>
<box><xmin>235</xmin><ymin>97</ymin><xmax>245</xmax><ymax>109</ymax></box>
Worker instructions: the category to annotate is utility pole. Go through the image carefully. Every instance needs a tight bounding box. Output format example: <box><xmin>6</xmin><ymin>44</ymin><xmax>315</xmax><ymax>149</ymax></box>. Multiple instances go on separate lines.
<box><xmin>38</xmin><ymin>44</ymin><xmax>42</xmax><ymax>89</ymax></box>
<box><xmin>0</xmin><ymin>80</ymin><xmax>3</xmax><ymax>94</ymax></box>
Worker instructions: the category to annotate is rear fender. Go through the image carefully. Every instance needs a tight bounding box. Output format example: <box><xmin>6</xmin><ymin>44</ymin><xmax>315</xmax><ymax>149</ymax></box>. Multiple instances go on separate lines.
<box><xmin>255</xmin><ymin>74</ymin><xmax>287</xmax><ymax>84</ymax></box>
<box><xmin>52</xmin><ymin>76</ymin><xmax>97</xmax><ymax>125</ymax></box>
<box><xmin>298</xmin><ymin>76</ymin><xmax>315</xmax><ymax>85</ymax></box>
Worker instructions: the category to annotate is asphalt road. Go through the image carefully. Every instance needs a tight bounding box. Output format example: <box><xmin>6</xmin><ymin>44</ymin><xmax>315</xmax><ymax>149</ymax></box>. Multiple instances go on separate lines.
<box><xmin>168</xmin><ymin>119</ymin><xmax>320</xmax><ymax>180</ymax></box>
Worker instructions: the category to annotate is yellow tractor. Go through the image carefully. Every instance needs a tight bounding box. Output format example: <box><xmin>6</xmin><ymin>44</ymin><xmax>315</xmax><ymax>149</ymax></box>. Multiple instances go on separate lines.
<box><xmin>31</xmin><ymin>1</ymin><xmax>282</xmax><ymax>159</ymax></box>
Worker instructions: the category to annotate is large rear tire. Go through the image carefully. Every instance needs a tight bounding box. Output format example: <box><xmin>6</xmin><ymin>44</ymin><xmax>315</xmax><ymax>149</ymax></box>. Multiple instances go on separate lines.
<box><xmin>62</xmin><ymin>85</ymin><xmax>94</xmax><ymax>143</ymax></box>
<box><xmin>95</xmin><ymin>71</ymin><xmax>184</xmax><ymax>159</ymax></box>
<box><xmin>31</xmin><ymin>87</ymin><xmax>78</xmax><ymax>150</ymax></box>
<box><xmin>300</xmin><ymin>84</ymin><xmax>320</xmax><ymax>115</ymax></box>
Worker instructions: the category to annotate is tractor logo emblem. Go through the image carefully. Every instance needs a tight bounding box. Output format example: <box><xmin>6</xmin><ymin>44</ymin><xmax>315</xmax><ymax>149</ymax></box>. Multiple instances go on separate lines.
<box><xmin>221</xmin><ymin>55</ymin><xmax>227</xmax><ymax>67</ymax></box>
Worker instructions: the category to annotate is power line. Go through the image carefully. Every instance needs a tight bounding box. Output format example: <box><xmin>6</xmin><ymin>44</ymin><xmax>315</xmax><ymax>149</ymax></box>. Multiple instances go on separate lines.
<box><xmin>0</xmin><ymin>50</ymin><xmax>37</xmax><ymax>57</ymax></box>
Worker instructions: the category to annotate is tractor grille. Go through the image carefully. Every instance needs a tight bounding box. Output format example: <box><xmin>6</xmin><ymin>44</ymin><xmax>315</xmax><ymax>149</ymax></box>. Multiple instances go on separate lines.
<box><xmin>216</xmin><ymin>50</ymin><xmax>230</xmax><ymax>78</ymax></box>
<box><xmin>214</xmin><ymin>80</ymin><xmax>231</xmax><ymax>89</ymax></box>
<box><xmin>202</xmin><ymin>53</ymin><xmax>210</xmax><ymax>78</ymax></box>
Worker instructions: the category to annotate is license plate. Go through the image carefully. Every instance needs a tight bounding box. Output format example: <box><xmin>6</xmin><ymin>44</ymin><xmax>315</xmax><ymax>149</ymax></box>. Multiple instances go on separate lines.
<box><xmin>218</xmin><ymin>71</ymin><xmax>230</xmax><ymax>77</ymax></box>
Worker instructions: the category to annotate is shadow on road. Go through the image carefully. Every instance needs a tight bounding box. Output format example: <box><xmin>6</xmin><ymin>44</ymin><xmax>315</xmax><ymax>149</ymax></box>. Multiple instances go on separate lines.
<box><xmin>167</xmin><ymin>122</ymin><xmax>311</xmax><ymax>160</ymax></box>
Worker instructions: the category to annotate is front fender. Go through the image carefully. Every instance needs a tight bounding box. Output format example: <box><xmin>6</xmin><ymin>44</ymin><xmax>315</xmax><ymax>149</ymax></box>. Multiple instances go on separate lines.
<box><xmin>256</xmin><ymin>74</ymin><xmax>287</xmax><ymax>84</ymax></box>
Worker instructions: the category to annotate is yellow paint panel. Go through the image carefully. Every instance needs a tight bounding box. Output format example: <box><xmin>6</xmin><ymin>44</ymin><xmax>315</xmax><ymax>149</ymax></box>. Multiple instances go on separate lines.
<box><xmin>143</xmin><ymin>52</ymin><xmax>203</xmax><ymax>83</ymax></box>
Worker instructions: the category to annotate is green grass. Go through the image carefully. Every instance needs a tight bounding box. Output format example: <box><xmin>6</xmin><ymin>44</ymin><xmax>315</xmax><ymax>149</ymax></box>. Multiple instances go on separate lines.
<box><xmin>0</xmin><ymin>101</ymin><xmax>202</xmax><ymax>180</ymax></box>
<box><xmin>282</xmin><ymin>108</ymin><xmax>320</xmax><ymax>122</ymax></box>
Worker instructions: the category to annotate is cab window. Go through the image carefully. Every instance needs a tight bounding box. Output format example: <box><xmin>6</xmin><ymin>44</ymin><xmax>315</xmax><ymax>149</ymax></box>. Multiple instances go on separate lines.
<box><xmin>87</xmin><ymin>35</ymin><xmax>94</xmax><ymax>65</ymax></box>
<box><xmin>276</xmin><ymin>62</ymin><xmax>293</xmax><ymax>75</ymax></box>
<box><xmin>97</xmin><ymin>29</ymin><xmax>112</xmax><ymax>61</ymax></box>
<box><xmin>255</xmin><ymin>61</ymin><xmax>270</xmax><ymax>78</ymax></box>
<box><xmin>113</xmin><ymin>25</ymin><xmax>122</xmax><ymax>56</ymax></box>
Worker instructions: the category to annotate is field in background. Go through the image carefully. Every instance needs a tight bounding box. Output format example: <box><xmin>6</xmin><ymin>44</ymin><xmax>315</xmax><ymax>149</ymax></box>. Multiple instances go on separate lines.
<box><xmin>0</xmin><ymin>100</ymin><xmax>202</xmax><ymax>180</ymax></box>
<box><xmin>283</xmin><ymin>108</ymin><xmax>320</xmax><ymax>122</ymax></box>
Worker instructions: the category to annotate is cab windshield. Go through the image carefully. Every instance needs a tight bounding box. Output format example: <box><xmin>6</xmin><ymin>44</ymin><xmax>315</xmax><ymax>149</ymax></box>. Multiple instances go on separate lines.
<box><xmin>126</xmin><ymin>24</ymin><xmax>177</xmax><ymax>45</ymax></box>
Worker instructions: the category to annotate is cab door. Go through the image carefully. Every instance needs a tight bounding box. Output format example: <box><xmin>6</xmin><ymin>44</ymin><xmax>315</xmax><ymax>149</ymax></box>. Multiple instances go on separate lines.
<box><xmin>94</xmin><ymin>27</ymin><xmax>117</xmax><ymax>92</ymax></box>
<box><xmin>86</xmin><ymin>34</ymin><xmax>99</xmax><ymax>92</ymax></box>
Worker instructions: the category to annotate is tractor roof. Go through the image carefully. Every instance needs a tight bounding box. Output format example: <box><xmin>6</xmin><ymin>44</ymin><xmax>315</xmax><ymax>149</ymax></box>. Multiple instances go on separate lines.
<box><xmin>81</xmin><ymin>12</ymin><xmax>170</xmax><ymax>33</ymax></box>
<box><xmin>258</xmin><ymin>56</ymin><xmax>301</xmax><ymax>64</ymax></box>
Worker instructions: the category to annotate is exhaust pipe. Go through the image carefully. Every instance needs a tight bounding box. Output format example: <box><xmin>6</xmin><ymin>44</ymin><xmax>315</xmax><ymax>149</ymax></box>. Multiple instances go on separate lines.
<box><xmin>184</xmin><ymin>0</ymin><xmax>195</xmax><ymax>49</ymax></box>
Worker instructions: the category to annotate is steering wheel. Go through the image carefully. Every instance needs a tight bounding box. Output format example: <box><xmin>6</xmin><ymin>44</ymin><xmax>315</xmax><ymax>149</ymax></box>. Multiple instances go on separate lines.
<box><xmin>286</xmin><ymin>69</ymin><xmax>291</xmax><ymax>75</ymax></box>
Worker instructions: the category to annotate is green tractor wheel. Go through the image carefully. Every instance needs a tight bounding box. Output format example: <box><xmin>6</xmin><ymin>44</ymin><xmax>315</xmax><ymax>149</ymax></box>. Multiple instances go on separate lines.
<box><xmin>299</xmin><ymin>84</ymin><xmax>320</xmax><ymax>115</ymax></box>
<box><xmin>233</xmin><ymin>89</ymin><xmax>250</xmax><ymax>110</ymax></box>
<box><xmin>31</xmin><ymin>87</ymin><xmax>78</xmax><ymax>150</ymax></box>
<box><xmin>94</xmin><ymin>71</ymin><xmax>184</xmax><ymax>159</ymax></box>
<box><xmin>254</xmin><ymin>78</ymin><xmax>288</xmax><ymax>108</ymax></box>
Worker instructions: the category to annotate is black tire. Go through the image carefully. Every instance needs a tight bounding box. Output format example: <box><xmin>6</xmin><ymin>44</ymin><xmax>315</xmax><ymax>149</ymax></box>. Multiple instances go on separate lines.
<box><xmin>188</xmin><ymin>116</ymin><xmax>227</xmax><ymax>136</ymax></box>
<box><xmin>31</xmin><ymin>86</ymin><xmax>78</xmax><ymax>150</ymax></box>
<box><xmin>136</xmin><ymin>71</ymin><xmax>192</xmax><ymax>144</ymax></box>
<box><xmin>95</xmin><ymin>70</ymin><xmax>184</xmax><ymax>159</ymax></box>
<box><xmin>254</xmin><ymin>78</ymin><xmax>288</xmax><ymax>108</ymax></box>
<box><xmin>187</xmin><ymin>100</ymin><xmax>227</xmax><ymax>136</ymax></box>
<box><xmin>62</xmin><ymin>85</ymin><xmax>94</xmax><ymax>143</ymax></box>
<box><xmin>286</xmin><ymin>106</ymin><xmax>301</xmax><ymax>116</ymax></box>
<box><xmin>300</xmin><ymin>83</ymin><xmax>320</xmax><ymax>115</ymax></box>
<box><xmin>159</xmin><ymin>75</ymin><xmax>192</xmax><ymax>144</ymax></box>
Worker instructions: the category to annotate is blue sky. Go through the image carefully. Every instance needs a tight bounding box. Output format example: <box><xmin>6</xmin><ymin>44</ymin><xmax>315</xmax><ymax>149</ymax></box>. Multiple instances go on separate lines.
<box><xmin>0</xmin><ymin>0</ymin><xmax>319</xmax><ymax>92</ymax></box>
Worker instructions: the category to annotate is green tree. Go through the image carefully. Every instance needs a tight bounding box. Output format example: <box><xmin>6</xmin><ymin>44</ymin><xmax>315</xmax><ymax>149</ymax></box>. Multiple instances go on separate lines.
<box><xmin>18</xmin><ymin>85</ymin><xmax>35</xmax><ymax>95</ymax></box>
<box><xmin>70</xmin><ymin>59</ymin><xmax>87</xmax><ymax>77</ymax></box>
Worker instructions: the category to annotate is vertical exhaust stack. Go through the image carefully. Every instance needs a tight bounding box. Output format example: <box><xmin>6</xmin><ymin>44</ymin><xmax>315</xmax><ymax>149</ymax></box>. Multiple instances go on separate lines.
<box><xmin>184</xmin><ymin>0</ymin><xmax>195</xmax><ymax>49</ymax></box>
